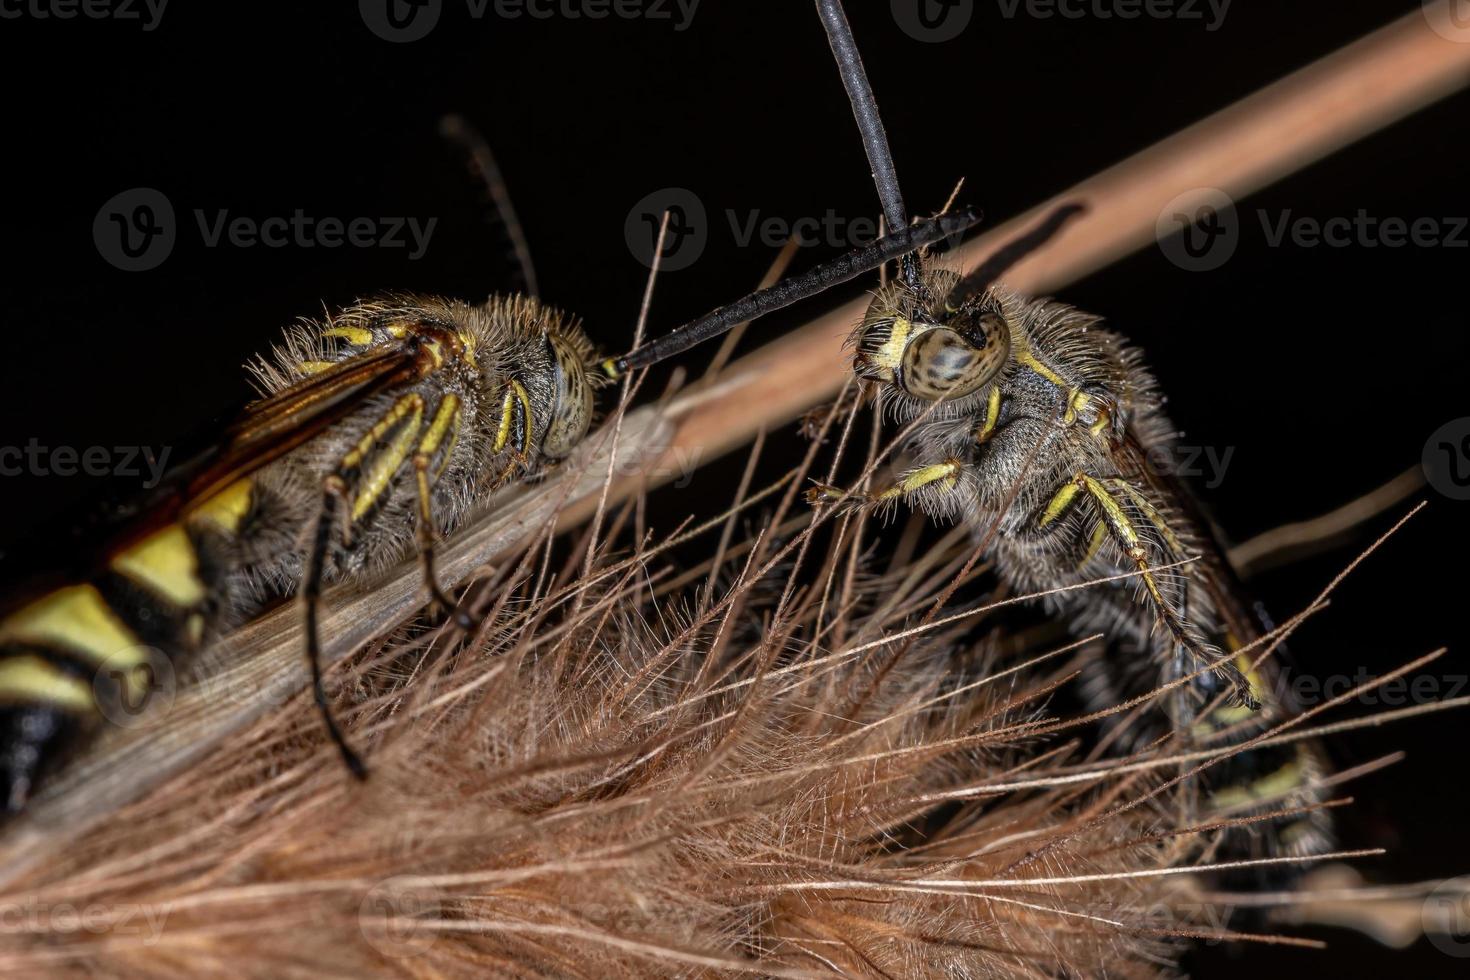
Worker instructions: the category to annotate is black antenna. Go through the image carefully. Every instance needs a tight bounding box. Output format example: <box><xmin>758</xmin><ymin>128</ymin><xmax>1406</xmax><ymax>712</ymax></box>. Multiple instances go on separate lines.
<box><xmin>956</xmin><ymin>202</ymin><xmax>1088</xmax><ymax>299</ymax></box>
<box><xmin>815</xmin><ymin>0</ymin><xmax>918</xmax><ymax>287</ymax></box>
<box><xmin>606</xmin><ymin>207</ymin><xmax>982</xmax><ymax>378</ymax></box>
<box><xmin>440</xmin><ymin>114</ymin><xmax>541</xmax><ymax>299</ymax></box>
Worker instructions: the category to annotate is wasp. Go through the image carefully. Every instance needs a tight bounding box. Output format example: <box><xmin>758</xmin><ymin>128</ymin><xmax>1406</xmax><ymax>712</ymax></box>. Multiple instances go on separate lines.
<box><xmin>800</xmin><ymin>0</ymin><xmax>1332</xmax><ymax>863</ymax></box>
<box><xmin>0</xmin><ymin>128</ymin><xmax>978</xmax><ymax>816</ymax></box>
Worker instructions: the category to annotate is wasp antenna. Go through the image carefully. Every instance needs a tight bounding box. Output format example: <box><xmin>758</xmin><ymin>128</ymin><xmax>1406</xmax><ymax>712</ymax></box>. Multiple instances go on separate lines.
<box><xmin>440</xmin><ymin>113</ymin><xmax>541</xmax><ymax>300</ymax></box>
<box><xmin>606</xmin><ymin>207</ymin><xmax>983</xmax><ymax>377</ymax></box>
<box><xmin>957</xmin><ymin>202</ymin><xmax>1088</xmax><ymax>299</ymax></box>
<box><xmin>815</xmin><ymin>0</ymin><xmax>921</xmax><ymax>289</ymax></box>
<box><xmin>816</xmin><ymin>0</ymin><xmax>907</xmax><ymax>234</ymax></box>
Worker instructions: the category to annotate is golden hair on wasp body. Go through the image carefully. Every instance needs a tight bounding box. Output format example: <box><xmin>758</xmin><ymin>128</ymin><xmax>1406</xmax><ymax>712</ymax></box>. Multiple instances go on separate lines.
<box><xmin>800</xmin><ymin>0</ymin><xmax>1336</xmax><ymax>875</ymax></box>
<box><xmin>0</xmin><ymin>152</ymin><xmax>980</xmax><ymax>817</ymax></box>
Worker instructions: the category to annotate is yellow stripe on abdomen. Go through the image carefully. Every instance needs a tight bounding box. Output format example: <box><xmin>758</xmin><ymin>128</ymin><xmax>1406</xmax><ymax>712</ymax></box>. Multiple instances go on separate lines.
<box><xmin>188</xmin><ymin>478</ymin><xmax>253</xmax><ymax>535</ymax></box>
<box><xmin>0</xmin><ymin>655</ymin><xmax>93</xmax><ymax>711</ymax></box>
<box><xmin>110</xmin><ymin>524</ymin><xmax>205</xmax><ymax>608</ymax></box>
<box><xmin>0</xmin><ymin>585</ymin><xmax>146</xmax><ymax>671</ymax></box>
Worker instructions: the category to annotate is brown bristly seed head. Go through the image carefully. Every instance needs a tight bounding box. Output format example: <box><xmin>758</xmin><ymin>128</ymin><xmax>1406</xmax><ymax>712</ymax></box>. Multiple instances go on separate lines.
<box><xmin>0</xmin><ymin>510</ymin><xmax>1228</xmax><ymax>979</ymax></box>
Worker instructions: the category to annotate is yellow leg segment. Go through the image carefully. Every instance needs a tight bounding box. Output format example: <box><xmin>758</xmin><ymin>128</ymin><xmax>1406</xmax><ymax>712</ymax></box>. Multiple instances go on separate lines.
<box><xmin>807</xmin><ymin>460</ymin><xmax>962</xmax><ymax>510</ymax></box>
<box><xmin>975</xmin><ymin>387</ymin><xmax>1003</xmax><ymax>445</ymax></box>
<box><xmin>492</xmin><ymin>379</ymin><xmax>534</xmax><ymax>455</ymax></box>
<box><xmin>1040</xmin><ymin>472</ymin><xmax>1260</xmax><ymax>710</ymax></box>
<box><xmin>411</xmin><ymin>395</ymin><xmax>474</xmax><ymax>628</ymax></box>
<box><xmin>349</xmin><ymin>394</ymin><xmax>426</xmax><ymax>522</ymax></box>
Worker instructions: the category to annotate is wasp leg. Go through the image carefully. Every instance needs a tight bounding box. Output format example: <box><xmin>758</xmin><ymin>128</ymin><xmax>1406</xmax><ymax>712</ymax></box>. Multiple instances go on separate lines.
<box><xmin>302</xmin><ymin>391</ymin><xmax>428</xmax><ymax>780</ymax></box>
<box><xmin>806</xmin><ymin>459</ymin><xmax>962</xmax><ymax>513</ymax></box>
<box><xmin>412</xmin><ymin>394</ymin><xmax>475</xmax><ymax>630</ymax></box>
<box><xmin>490</xmin><ymin>378</ymin><xmax>535</xmax><ymax>489</ymax></box>
<box><xmin>303</xmin><ymin>476</ymin><xmax>369</xmax><ymax>781</ymax></box>
<box><xmin>975</xmin><ymin>386</ymin><xmax>1003</xmax><ymax>445</ymax></box>
<box><xmin>1041</xmin><ymin>472</ymin><xmax>1260</xmax><ymax>710</ymax></box>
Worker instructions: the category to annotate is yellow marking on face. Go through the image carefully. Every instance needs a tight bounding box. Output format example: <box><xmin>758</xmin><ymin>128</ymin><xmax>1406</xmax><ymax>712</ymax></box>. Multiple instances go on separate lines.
<box><xmin>493</xmin><ymin>380</ymin><xmax>534</xmax><ymax>454</ymax></box>
<box><xmin>1207</xmin><ymin>760</ymin><xmax>1303</xmax><ymax>812</ymax></box>
<box><xmin>189</xmin><ymin>479</ymin><xmax>253</xmax><ymax>535</ymax></box>
<box><xmin>322</xmin><ymin>325</ymin><xmax>375</xmax><ymax>346</ymax></box>
<box><xmin>298</xmin><ymin>360</ymin><xmax>337</xmax><ymax>375</ymax></box>
<box><xmin>110</xmin><ymin>524</ymin><xmax>205</xmax><ymax>608</ymax></box>
<box><xmin>1015</xmin><ymin>349</ymin><xmax>1066</xmax><ymax>388</ymax></box>
<box><xmin>871</xmin><ymin>317</ymin><xmax>912</xmax><ymax>372</ymax></box>
<box><xmin>0</xmin><ymin>585</ymin><xmax>146</xmax><ymax>670</ymax></box>
<box><xmin>422</xmin><ymin>340</ymin><xmax>444</xmax><ymax>370</ymax></box>
<box><xmin>0</xmin><ymin>655</ymin><xmax>94</xmax><ymax>711</ymax></box>
<box><xmin>350</xmin><ymin>395</ymin><xmax>426</xmax><ymax>521</ymax></box>
<box><xmin>1039</xmin><ymin>479</ymin><xmax>1082</xmax><ymax>528</ymax></box>
<box><xmin>977</xmin><ymin>386</ymin><xmax>1002</xmax><ymax>444</ymax></box>
<box><xmin>385</xmin><ymin>322</ymin><xmax>411</xmax><ymax>339</ymax></box>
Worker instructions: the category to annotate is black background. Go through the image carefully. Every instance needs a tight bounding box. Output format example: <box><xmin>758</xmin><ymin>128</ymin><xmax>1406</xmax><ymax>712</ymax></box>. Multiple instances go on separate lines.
<box><xmin>0</xmin><ymin>1</ymin><xmax>1466</xmax><ymax>974</ymax></box>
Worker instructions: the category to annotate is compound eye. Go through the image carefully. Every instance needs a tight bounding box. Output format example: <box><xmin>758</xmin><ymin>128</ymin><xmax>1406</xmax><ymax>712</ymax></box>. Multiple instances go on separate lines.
<box><xmin>899</xmin><ymin>314</ymin><xmax>1009</xmax><ymax>400</ymax></box>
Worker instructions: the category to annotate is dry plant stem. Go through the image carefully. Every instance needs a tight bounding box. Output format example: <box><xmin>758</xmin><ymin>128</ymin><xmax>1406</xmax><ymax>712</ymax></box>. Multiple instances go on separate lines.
<box><xmin>1228</xmin><ymin>465</ymin><xmax>1427</xmax><ymax>574</ymax></box>
<box><xmin>666</xmin><ymin>3</ymin><xmax>1470</xmax><ymax>425</ymax></box>
<box><xmin>3</xmin><ymin>4</ymin><xmax>1462</xmax><ymax>888</ymax></box>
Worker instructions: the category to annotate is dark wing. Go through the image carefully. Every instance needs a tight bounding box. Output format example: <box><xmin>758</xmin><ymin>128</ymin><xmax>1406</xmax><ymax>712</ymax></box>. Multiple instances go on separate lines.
<box><xmin>0</xmin><ymin>344</ymin><xmax>425</xmax><ymax>610</ymax></box>
<box><xmin>1114</xmin><ymin>427</ymin><xmax>1263</xmax><ymax>648</ymax></box>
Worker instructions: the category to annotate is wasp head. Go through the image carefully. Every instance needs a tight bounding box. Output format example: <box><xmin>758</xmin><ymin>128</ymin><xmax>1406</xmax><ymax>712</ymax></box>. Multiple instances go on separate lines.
<box><xmin>853</xmin><ymin>271</ymin><xmax>1010</xmax><ymax>403</ymax></box>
